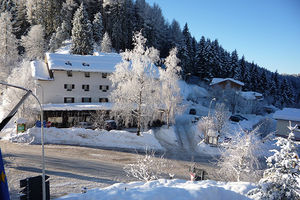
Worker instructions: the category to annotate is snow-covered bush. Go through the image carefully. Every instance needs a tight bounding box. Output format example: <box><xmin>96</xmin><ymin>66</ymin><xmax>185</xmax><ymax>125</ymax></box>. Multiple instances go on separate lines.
<box><xmin>217</xmin><ymin>128</ymin><xmax>262</xmax><ymax>182</ymax></box>
<box><xmin>90</xmin><ymin>110</ymin><xmax>109</xmax><ymax>129</ymax></box>
<box><xmin>248</xmin><ymin>123</ymin><xmax>300</xmax><ymax>200</ymax></box>
<box><xmin>124</xmin><ymin>149</ymin><xmax>170</xmax><ymax>181</ymax></box>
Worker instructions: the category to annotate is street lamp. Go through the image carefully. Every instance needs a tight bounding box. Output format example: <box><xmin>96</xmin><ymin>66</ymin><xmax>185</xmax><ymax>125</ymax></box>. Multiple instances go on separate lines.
<box><xmin>208</xmin><ymin>98</ymin><xmax>216</xmax><ymax>117</ymax></box>
<box><xmin>0</xmin><ymin>82</ymin><xmax>46</xmax><ymax>200</ymax></box>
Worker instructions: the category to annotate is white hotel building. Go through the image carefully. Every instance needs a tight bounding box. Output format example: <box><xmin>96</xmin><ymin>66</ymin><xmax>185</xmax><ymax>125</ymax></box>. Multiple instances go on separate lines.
<box><xmin>31</xmin><ymin>52</ymin><xmax>122</xmax><ymax>127</ymax></box>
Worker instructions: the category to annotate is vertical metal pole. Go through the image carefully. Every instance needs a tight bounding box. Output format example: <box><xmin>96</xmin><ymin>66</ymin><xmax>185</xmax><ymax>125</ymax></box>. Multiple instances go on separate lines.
<box><xmin>37</xmin><ymin>84</ymin><xmax>46</xmax><ymax>200</ymax></box>
<box><xmin>0</xmin><ymin>82</ymin><xmax>46</xmax><ymax>200</ymax></box>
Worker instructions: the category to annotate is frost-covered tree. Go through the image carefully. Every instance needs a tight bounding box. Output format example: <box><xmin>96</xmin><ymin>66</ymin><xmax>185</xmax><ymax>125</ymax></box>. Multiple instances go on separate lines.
<box><xmin>21</xmin><ymin>24</ymin><xmax>45</xmax><ymax>60</ymax></box>
<box><xmin>248</xmin><ymin>123</ymin><xmax>300</xmax><ymax>200</ymax></box>
<box><xmin>101</xmin><ymin>32</ymin><xmax>112</xmax><ymax>53</ymax></box>
<box><xmin>217</xmin><ymin>128</ymin><xmax>261</xmax><ymax>182</ymax></box>
<box><xmin>159</xmin><ymin>48</ymin><xmax>182</xmax><ymax>128</ymax></box>
<box><xmin>71</xmin><ymin>3</ymin><xmax>94</xmax><ymax>55</ymax></box>
<box><xmin>92</xmin><ymin>11</ymin><xmax>103</xmax><ymax>45</ymax></box>
<box><xmin>197</xmin><ymin>116</ymin><xmax>214</xmax><ymax>142</ymax></box>
<box><xmin>0</xmin><ymin>11</ymin><xmax>19</xmax><ymax>80</ymax></box>
<box><xmin>49</xmin><ymin>22</ymin><xmax>69</xmax><ymax>53</ymax></box>
<box><xmin>109</xmin><ymin>31</ymin><xmax>160</xmax><ymax>136</ymax></box>
<box><xmin>1</xmin><ymin>60</ymin><xmax>38</xmax><ymax>123</ymax></box>
<box><xmin>213</xmin><ymin>103</ymin><xmax>229</xmax><ymax>134</ymax></box>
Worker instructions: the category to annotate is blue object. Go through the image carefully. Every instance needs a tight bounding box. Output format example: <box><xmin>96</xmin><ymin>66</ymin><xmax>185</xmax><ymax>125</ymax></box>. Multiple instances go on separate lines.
<box><xmin>0</xmin><ymin>149</ymin><xmax>10</xmax><ymax>200</ymax></box>
<box><xmin>36</xmin><ymin>120</ymin><xmax>46</xmax><ymax>128</ymax></box>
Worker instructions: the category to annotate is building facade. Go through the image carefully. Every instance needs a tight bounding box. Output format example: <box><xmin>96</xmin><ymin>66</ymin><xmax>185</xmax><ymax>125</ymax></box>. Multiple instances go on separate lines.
<box><xmin>32</xmin><ymin>53</ymin><xmax>122</xmax><ymax>127</ymax></box>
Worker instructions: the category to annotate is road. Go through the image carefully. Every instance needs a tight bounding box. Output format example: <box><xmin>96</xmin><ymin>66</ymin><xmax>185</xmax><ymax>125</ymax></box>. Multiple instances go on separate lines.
<box><xmin>0</xmin><ymin>141</ymin><xmax>216</xmax><ymax>200</ymax></box>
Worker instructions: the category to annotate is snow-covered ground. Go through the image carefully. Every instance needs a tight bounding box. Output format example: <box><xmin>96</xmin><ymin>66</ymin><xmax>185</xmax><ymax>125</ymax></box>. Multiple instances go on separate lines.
<box><xmin>1</xmin><ymin>126</ymin><xmax>165</xmax><ymax>151</ymax></box>
<box><xmin>55</xmin><ymin>179</ymin><xmax>256</xmax><ymax>200</ymax></box>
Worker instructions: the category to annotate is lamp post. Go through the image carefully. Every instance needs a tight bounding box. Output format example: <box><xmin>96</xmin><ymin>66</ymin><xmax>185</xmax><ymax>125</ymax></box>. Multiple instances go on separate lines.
<box><xmin>0</xmin><ymin>82</ymin><xmax>46</xmax><ymax>200</ymax></box>
<box><xmin>208</xmin><ymin>98</ymin><xmax>216</xmax><ymax>117</ymax></box>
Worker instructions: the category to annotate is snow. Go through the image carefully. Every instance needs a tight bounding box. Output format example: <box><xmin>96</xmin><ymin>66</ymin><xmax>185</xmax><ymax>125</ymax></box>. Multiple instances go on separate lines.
<box><xmin>31</xmin><ymin>60</ymin><xmax>52</xmax><ymax>80</ymax></box>
<box><xmin>179</xmin><ymin>80</ymin><xmax>208</xmax><ymax>100</ymax></box>
<box><xmin>210</xmin><ymin>78</ymin><xmax>244</xmax><ymax>86</ymax></box>
<box><xmin>55</xmin><ymin>179</ymin><xmax>256</xmax><ymax>200</ymax></box>
<box><xmin>46</xmin><ymin>52</ymin><xmax>122</xmax><ymax>73</ymax></box>
<box><xmin>273</xmin><ymin>108</ymin><xmax>300</xmax><ymax>122</ymax></box>
<box><xmin>2</xmin><ymin>127</ymin><xmax>164</xmax><ymax>151</ymax></box>
<box><xmin>240</xmin><ymin>91</ymin><xmax>263</xmax><ymax>100</ymax></box>
<box><xmin>42</xmin><ymin>103</ymin><xmax>112</xmax><ymax>111</ymax></box>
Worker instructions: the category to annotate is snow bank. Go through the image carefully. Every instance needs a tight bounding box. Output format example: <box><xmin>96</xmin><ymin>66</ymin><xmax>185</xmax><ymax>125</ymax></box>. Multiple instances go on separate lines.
<box><xmin>2</xmin><ymin>127</ymin><xmax>164</xmax><ymax>151</ymax></box>
<box><xmin>154</xmin><ymin>126</ymin><xmax>178</xmax><ymax>146</ymax></box>
<box><xmin>55</xmin><ymin>179</ymin><xmax>255</xmax><ymax>200</ymax></box>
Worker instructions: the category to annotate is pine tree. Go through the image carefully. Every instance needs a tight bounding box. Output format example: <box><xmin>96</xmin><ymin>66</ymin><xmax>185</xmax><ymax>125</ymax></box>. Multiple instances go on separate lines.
<box><xmin>70</xmin><ymin>3</ymin><xmax>94</xmax><ymax>55</ymax></box>
<box><xmin>0</xmin><ymin>11</ymin><xmax>19</xmax><ymax>80</ymax></box>
<box><xmin>101</xmin><ymin>32</ymin><xmax>112</xmax><ymax>53</ymax></box>
<box><xmin>60</xmin><ymin>0</ymin><xmax>78</xmax><ymax>38</ymax></box>
<box><xmin>92</xmin><ymin>11</ymin><xmax>104</xmax><ymax>45</ymax></box>
<box><xmin>231</xmin><ymin>50</ymin><xmax>240</xmax><ymax>79</ymax></box>
<box><xmin>248</xmin><ymin>123</ymin><xmax>300</xmax><ymax>200</ymax></box>
<box><xmin>13</xmin><ymin>0</ymin><xmax>30</xmax><ymax>40</ymax></box>
<box><xmin>249</xmin><ymin>62</ymin><xmax>258</xmax><ymax>91</ymax></box>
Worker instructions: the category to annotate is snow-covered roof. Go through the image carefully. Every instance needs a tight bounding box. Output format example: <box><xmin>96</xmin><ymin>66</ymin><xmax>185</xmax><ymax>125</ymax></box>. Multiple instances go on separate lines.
<box><xmin>210</xmin><ymin>78</ymin><xmax>244</xmax><ymax>86</ymax></box>
<box><xmin>31</xmin><ymin>60</ymin><xmax>52</xmax><ymax>80</ymax></box>
<box><xmin>273</xmin><ymin>108</ymin><xmax>300</xmax><ymax>122</ymax></box>
<box><xmin>46</xmin><ymin>52</ymin><xmax>122</xmax><ymax>73</ymax></box>
<box><xmin>42</xmin><ymin>103</ymin><xmax>113</xmax><ymax>111</ymax></box>
<box><xmin>240</xmin><ymin>91</ymin><xmax>263</xmax><ymax>100</ymax></box>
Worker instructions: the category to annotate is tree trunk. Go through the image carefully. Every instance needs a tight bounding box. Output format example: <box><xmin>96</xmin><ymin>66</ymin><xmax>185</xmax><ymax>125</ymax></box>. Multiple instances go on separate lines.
<box><xmin>137</xmin><ymin>90</ymin><xmax>142</xmax><ymax>136</ymax></box>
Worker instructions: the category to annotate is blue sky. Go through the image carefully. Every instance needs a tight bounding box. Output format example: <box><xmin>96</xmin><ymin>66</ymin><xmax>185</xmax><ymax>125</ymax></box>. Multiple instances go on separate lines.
<box><xmin>146</xmin><ymin>0</ymin><xmax>300</xmax><ymax>75</ymax></box>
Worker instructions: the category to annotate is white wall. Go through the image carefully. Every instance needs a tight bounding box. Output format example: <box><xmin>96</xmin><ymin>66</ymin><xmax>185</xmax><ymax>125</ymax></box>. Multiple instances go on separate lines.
<box><xmin>36</xmin><ymin>70</ymin><xmax>113</xmax><ymax>104</ymax></box>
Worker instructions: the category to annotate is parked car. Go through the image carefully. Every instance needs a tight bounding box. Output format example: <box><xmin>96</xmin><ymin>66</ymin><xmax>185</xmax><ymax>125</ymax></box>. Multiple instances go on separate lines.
<box><xmin>77</xmin><ymin>122</ymin><xmax>94</xmax><ymax>129</ymax></box>
<box><xmin>189</xmin><ymin>108</ymin><xmax>197</xmax><ymax>115</ymax></box>
<box><xmin>229</xmin><ymin>114</ymin><xmax>248</xmax><ymax>122</ymax></box>
<box><xmin>104</xmin><ymin>120</ymin><xmax>117</xmax><ymax>131</ymax></box>
<box><xmin>191</xmin><ymin>115</ymin><xmax>200</xmax><ymax>123</ymax></box>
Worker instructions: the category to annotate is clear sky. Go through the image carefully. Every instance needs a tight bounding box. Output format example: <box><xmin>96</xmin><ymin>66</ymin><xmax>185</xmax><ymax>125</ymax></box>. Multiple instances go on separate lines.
<box><xmin>146</xmin><ymin>0</ymin><xmax>300</xmax><ymax>75</ymax></box>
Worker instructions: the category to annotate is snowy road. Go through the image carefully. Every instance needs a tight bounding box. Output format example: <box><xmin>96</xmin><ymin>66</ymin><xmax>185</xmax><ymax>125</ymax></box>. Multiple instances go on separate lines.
<box><xmin>0</xmin><ymin>141</ymin><xmax>216</xmax><ymax>200</ymax></box>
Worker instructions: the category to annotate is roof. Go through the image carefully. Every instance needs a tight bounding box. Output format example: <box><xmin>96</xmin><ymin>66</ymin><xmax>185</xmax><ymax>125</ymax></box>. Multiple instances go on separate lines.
<box><xmin>240</xmin><ymin>91</ymin><xmax>263</xmax><ymax>100</ymax></box>
<box><xmin>273</xmin><ymin>108</ymin><xmax>300</xmax><ymax>122</ymax></box>
<box><xmin>46</xmin><ymin>52</ymin><xmax>122</xmax><ymax>73</ymax></box>
<box><xmin>31</xmin><ymin>60</ymin><xmax>52</xmax><ymax>80</ymax></box>
<box><xmin>210</xmin><ymin>78</ymin><xmax>244</xmax><ymax>86</ymax></box>
<box><xmin>42</xmin><ymin>103</ymin><xmax>113</xmax><ymax>111</ymax></box>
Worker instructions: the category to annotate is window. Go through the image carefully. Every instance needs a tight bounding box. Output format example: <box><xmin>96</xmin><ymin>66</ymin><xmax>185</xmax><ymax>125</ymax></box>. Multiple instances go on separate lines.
<box><xmin>102</xmin><ymin>73</ymin><xmax>107</xmax><ymax>78</ymax></box>
<box><xmin>65</xmin><ymin>61</ymin><xmax>72</xmax><ymax>66</ymax></box>
<box><xmin>99</xmin><ymin>98</ymin><xmax>109</xmax><ymax>103</ymax></box>
<box><xmin>82</xmin><ymin>97</ymin><xmax>91</xmax><ymax>103</ymax></box>
<box><xmin>64</xmin><ymin>97</ymin><xmax>74</xmax><ymax>103</ymax></box>
<box><xmin>82</xmin><ymin>85</ymin><xmax>89</xmax><ymax>91</ymax></box>
<box><xmin>64</xmin><ymin>84</ymin><xmax>75</xmax><ymax>91</ymax></box>
<box><xmin>99</xmin><ymin>85</ymin><xmax>109</xmax><ymax>92</ymax></box>
<box><xmin>67</xmin><ymin>71</ymin><xmax>72</xmax><ymax>77</ymax></box>
<box><xmin>84</xmin><ymin>72</ymin><xmax>90</xmax><ymax>77</ymax></box>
